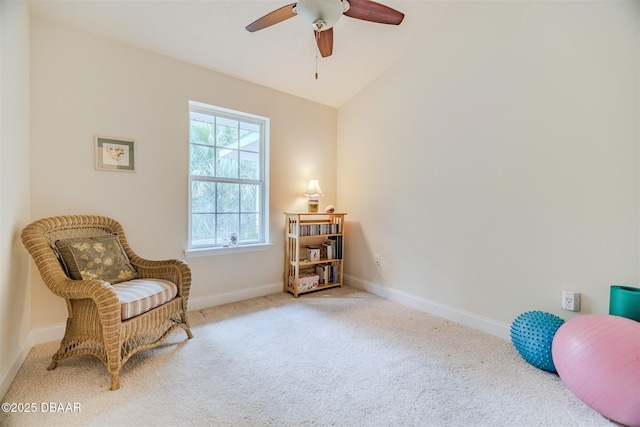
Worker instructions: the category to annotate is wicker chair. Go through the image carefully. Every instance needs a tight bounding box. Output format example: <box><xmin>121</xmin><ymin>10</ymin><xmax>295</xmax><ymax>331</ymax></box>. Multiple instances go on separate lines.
<box><xmin>21</xmin><ymin>215</ymin><xmax>193</xmax><ymax>390</ymax></box>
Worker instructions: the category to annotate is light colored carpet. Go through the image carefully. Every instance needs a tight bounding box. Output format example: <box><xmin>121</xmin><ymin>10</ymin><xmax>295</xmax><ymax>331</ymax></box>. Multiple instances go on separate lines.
<box><xmin>1</xmin><ymin>286</ymin><xmax>614</xmax><ymax>426</ymax></box>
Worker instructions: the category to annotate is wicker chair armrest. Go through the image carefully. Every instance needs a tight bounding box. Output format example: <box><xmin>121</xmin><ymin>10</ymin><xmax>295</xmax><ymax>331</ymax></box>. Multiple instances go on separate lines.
<box><xmin>129</xmin><ymin>257</ymin><xmax>192</xmax><ymax>300</ymax></box>
<box><xmin>46</xmin><ymin>274</ymin><xmax>119</xmax><ymax>308</ymax></box>
<box><xmin>48</xmin><ymin>275</ymin><xmax>121</xmax><ymax>352</ymax></box>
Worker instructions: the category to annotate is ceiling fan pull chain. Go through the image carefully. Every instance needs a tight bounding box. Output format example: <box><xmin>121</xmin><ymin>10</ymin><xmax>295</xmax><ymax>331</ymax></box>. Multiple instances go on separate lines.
<box><xmin>315</xmin><ymin>30</ymin><xmax>319</xmax><ymax>79</ymax></box>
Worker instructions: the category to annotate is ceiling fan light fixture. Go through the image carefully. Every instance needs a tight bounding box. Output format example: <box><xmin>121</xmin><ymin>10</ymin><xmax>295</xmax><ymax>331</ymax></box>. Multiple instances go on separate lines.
<box><xmin>312</xmin><ymin>20</ymin><xmax>326</xmax><ymax>31</ymax></box>
<box><xmin>294</xmin><ymin>0</ymin><xmax>348</xmax><ymax>31</ymax></box>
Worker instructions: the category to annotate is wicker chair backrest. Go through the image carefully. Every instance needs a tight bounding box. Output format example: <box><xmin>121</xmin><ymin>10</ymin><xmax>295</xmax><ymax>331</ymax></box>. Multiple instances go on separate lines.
<box><xmin>44</xmin><ymin>225</ymin><xmax>115</xmax><ymax>249</ymax></box>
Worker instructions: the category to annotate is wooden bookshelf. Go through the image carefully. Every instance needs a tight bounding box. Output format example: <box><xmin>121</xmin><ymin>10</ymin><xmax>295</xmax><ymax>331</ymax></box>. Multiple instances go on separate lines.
<box><xmin>284</xmin><ymin>212</ymin><xmax>346</xmax><ymax>297</ymax></box>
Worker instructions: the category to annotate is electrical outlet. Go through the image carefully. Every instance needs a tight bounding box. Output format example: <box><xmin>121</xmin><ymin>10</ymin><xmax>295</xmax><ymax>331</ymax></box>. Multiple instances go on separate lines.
<box><xmin>562</xmin><ymin>289</ymin><xmax>581</xmax><ymax>311</ymax></box>
<box><xmin>375</xmin><ymin>255</ymin><xmax>381</xmax><ymax>266</ymax></box>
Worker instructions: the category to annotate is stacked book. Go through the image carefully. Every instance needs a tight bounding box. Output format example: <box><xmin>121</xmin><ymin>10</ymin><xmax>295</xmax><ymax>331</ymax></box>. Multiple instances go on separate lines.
<box><xmin>315</xmin><ymin>264</ymin><xmax>339</xmax><ymax>285</ymax></box>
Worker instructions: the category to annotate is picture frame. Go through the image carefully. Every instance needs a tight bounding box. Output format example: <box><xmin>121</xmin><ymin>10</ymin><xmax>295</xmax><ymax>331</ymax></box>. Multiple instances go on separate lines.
<box><xmin>95</xmin><ymin>137</ymin><xmax>135</xmax><ymax>172</ymax></box>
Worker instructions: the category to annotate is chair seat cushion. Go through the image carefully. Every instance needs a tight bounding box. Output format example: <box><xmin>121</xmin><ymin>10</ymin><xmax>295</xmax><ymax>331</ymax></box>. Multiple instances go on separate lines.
<box><xmin>112</xmin><ymin>279</ymin><xmax>178</xmax><ymax>320</ymax></box>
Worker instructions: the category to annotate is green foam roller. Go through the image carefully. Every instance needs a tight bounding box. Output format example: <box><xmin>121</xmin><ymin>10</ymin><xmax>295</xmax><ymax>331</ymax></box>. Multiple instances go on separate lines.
<box><xmin>609</xmin><ymin>285</ymin><xmax>640</xmax><ymax>322</ymax></box>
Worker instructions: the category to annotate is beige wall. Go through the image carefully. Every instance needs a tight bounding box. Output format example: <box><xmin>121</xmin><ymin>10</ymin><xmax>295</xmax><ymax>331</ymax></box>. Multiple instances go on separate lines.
<box><xmin>338</xmin><ymin>1</ymin><xmax>639</xmax><ymax>333</ymax></box>
<box><xmin>29</xmin><ymin>17</ymin><xmax>337</xmax><ymax>327</ymax></box>
<box><xmin>0</xmin><ymin>0</ymin><xmax>31</xmax><ymax>398</ymax></box>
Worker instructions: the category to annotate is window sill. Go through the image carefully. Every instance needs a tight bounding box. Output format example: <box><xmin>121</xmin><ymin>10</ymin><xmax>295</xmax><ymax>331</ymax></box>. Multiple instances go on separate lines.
<box><xmin>184</xmin><ymin>243</ymin><xmax>274</xmax><ymax>258</ymax></box>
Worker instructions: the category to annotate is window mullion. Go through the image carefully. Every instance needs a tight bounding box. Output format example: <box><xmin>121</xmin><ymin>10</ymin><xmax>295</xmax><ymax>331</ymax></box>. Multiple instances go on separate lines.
<box><xmin>213</xmin><ymin>115</ymin><xmax>218</xmax><ymax>178</ymax></box>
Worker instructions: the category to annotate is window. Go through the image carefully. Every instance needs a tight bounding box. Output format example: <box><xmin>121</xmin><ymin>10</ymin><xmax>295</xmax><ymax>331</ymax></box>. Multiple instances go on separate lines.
<box><xmin>188</xmin><ymin>101</ymin><xmax>269</xmax><ymax>253</ymax></box>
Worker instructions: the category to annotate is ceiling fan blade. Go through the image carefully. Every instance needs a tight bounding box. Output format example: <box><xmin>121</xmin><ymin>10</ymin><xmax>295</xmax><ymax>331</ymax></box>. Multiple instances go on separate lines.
<box><xmin>344</xmin><ymin>0</ymin><xmax>404</xmax><ymax>25</ymax></box>
<box><xmin>246</xmin><ymin>3</ymin><xmax>297</xmax><ymax>32</ymax></box>
<box><xmin>315</xmin><ymin>28</ymin><xmax>334</xmax><ymax>57</ymax></box>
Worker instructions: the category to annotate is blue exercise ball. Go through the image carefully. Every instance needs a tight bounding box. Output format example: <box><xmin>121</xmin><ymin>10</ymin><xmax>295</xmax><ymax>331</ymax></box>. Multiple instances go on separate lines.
<box><xmin>510</xmin><ymin>310</ymin><xmax>565</xmax><ymax>373</ymax></box>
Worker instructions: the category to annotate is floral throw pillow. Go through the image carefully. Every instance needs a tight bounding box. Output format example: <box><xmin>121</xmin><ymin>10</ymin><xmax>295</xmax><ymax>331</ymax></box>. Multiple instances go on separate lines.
<box><xmin>54</xmin><ymin>234</ymin><xmax>138</xmax><ymax>284</ymax></box>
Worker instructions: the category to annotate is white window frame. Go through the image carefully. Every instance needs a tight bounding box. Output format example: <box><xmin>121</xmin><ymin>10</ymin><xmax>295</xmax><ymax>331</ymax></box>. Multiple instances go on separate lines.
<box><xmin>185</xmin><ymin>101</ymin><xmax>271</xmax><ymax>258</ymax></box>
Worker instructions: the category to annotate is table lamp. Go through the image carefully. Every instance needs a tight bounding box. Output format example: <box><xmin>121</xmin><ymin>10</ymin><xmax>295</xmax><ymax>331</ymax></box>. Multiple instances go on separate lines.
<box><xmin>304</xmin><ymin>179</ymin><xmax>324</xmax><ymax>212</ymax></box>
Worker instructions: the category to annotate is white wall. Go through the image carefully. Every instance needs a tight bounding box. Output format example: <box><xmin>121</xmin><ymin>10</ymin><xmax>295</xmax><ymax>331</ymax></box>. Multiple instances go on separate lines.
<box><xmin>338</xmin><ymin>1</ymin><xmax>639</xmax><ymax>336</ymax></box>
<box><xmin>30</xmin><ymin>17</ymin><xmax>337</xmax><ymax>328</ymax></box>
<box><xmin>0</xmin><ymin>0</ymin><xmax>31</xmax><ymax>398</ymax></box>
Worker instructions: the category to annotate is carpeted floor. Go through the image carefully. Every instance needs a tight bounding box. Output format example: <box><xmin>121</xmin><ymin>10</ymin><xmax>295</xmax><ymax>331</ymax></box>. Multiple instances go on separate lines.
<box><xmin>1</xmin><ymin>286</ymin><xmax>615</xmax><ymax>426</ymax></box>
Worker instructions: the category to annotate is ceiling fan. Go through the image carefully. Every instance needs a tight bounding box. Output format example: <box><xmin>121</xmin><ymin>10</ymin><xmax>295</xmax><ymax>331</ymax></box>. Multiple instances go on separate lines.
<box><xmin>246</xmin><ymin>0</ymin><xmax>404</xmax><ymax>58</ymax></box>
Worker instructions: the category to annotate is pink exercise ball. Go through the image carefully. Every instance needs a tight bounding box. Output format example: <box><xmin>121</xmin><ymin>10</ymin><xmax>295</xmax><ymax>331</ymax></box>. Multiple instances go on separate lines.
<box><xmin>552</xmin><ymin>314</ymin><xmax>640</xmax><ymax>427</ymax></box>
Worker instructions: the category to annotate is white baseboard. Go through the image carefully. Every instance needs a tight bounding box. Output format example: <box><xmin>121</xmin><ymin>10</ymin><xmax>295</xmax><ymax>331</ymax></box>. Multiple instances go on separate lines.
<box><xmin>30</xmin><ymin>322</ymin><xmax>66</xmax><ymax>345</ymax></box>
<box><xmin>344</xmin><ymin>274</ymin><xmax>511</xmax><ymax>340</ymax></box>
<box><xmin>188</xmin><ymin>282</ymin><xmax>282</xmax><ymax>311</ymax></box>
<box><xmin>0</xmin><ymin>334</ymin><xmax>33</xmax><ymax>400</ymax></box>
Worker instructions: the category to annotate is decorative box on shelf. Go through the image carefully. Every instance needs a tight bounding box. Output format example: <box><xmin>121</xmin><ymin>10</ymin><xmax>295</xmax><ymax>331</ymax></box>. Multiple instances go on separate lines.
<box><xmin>290</xmin><ymin>271</ymin><xmax>320</xmax><ymax>292</ymax></box>
<box><xmin>306</xmin><ymin>245</ymin><xmax>321</xmax><ymax>261</ymax></box>
<box><xmin>284</xmin><ymin>212</ymin><xmax>347</xmax><ymax>297</ymax></box>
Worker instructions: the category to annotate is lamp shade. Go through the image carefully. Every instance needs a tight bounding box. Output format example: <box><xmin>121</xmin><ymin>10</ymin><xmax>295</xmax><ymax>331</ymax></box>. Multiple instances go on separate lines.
<box><xmin>304</xmin><ymin>179</ymin><xmax>324</xmax><ymax>197</ymax></box>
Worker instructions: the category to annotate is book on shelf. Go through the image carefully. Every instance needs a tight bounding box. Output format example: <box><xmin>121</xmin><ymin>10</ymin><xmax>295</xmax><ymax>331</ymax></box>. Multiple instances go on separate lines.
<box><xmin>292</xmin><ymin>222</ymin><xmax>341</xmax><ymax>236</ymax></box>
<box><xmin>327</xmin><ymin>235</ymin><xmax>343</xmax><ymax>259</ymax></box>
<box><xmin>315</xmin><ymin>264</ymin><xmax>329</xmax><ymax>284</ymax></box>
<box><xmin>322</xmin><ymin>240</ymin><xmax>334</xmax><ymax>259</ymax></box>
<box><xmin>315</xmin><ymin>264</ymin><xmax>339</xmax><ymax>285</ymax></box>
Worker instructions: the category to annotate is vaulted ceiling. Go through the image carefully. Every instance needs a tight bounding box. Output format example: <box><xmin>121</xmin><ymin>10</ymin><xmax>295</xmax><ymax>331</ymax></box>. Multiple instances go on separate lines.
<box><xmin>27</xmin><ymin>0</ymin><xmax>437</xmax><ymax>108</ymax></box>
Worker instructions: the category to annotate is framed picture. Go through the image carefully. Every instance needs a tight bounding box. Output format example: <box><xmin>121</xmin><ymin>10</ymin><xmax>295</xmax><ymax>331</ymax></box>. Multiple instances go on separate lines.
<box><xmin>95</xmin><ymin>137</ymin><xmax>135</xmax><ymax>172</ymax></box>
